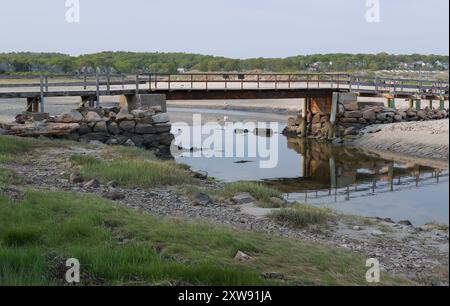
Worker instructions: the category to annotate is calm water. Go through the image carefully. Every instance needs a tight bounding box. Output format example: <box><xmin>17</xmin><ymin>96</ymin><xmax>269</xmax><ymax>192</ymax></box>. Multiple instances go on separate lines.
<box><xmin>171</xmin><ymin>110</ymin><xmax>449</xmax><ymax>226</ymax></box>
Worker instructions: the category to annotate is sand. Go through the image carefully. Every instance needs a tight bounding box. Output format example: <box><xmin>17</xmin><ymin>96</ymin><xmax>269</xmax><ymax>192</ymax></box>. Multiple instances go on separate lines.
<box><xmin>354</xmin><ymin>119</ymin><xmax>449</xmax><ymax>162</ymax></box>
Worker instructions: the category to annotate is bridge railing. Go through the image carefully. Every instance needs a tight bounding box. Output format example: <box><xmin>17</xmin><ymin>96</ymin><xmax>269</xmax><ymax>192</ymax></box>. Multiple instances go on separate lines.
<box><xmin>0</xmin><ymin>72</ymin><xmax>448</xmax><ymax>96</ymax></box>
<box><xmin>148</xmin><ymin>73</ymin><xmax>351</xmax><ymax>91</ymax></box>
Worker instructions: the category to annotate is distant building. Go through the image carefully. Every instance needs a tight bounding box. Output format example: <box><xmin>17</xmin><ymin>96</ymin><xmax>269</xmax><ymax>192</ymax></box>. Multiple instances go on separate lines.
<box><xmin>177</xmin><ymin>68</ymin><xmax>187</xmax><ymax>74</ymax></box>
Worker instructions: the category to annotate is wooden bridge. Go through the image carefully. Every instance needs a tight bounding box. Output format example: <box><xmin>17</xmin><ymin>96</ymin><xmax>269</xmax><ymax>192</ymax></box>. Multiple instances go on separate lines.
<box><xmin>0</xmin><ymin>73</ymin><xmax>448</xmax><ymax>113</ymax></box>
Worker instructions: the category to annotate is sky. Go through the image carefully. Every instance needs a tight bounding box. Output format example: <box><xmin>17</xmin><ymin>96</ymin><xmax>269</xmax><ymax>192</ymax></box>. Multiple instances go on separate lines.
<box><xmin>0</xmin><ymin>0</ymin><xmax>448</xmax><ymax>58</ymax></box>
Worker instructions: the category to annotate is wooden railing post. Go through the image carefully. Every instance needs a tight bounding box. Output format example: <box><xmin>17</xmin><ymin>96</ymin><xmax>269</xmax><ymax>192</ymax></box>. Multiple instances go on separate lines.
<box><xmin>106</xmin><ymin>73</ymin><xmax>111</xmax><ymax>95</ymax></box>
<box><xmin>96</xmin><ymin>73</ymin><xmax>100</xmax><ymax>108</ymax></box>
<box><xmin>136</xmin><ymin>74</ymin><xmax>140</xmax><ymax>94</ymax></box>
<box><xmin>39</xmin><ymin>75</ymin><xmax>45</xmax><ymax>112</ymax></box>
<box><xmin>83</xmin><ymin>74</ymin><xmax>87</xmax><ymax>90</ymax></box>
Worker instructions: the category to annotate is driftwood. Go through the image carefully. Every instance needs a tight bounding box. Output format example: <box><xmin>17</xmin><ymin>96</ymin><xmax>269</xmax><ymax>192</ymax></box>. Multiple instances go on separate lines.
<box><xmin>8</xmin><ymin>122</ymin><xmax>80</xmax><ymax>137</ymax></box>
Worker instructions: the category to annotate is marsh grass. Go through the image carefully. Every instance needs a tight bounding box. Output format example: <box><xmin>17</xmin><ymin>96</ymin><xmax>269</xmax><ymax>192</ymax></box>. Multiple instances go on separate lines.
<box><xmin>70</xmin><ymin>154</ymin><xmax>192</xmax><ymax>187</ymax></box>
<box><xmin>177</xmin><ymin>181</ymin><xmax>282</xmax><ymax>207</ymax></box>
<box><xmin>0</xmin><ymin>190</ymin><xmax>407</xmax><ymax>286</ymax></box>
<box><xmin>270</xmin><ymin>204</ymin><xmax>336</xmax><ymax>228</ymax></box>
<box><xmin>0</xmin><ymin>168</ymin><xmax>23</xmax><ymax>185</ymax></box>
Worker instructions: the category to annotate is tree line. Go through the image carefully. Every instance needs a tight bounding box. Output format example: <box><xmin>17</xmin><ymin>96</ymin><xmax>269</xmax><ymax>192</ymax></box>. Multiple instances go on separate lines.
<box><xmin>0</xmin><ymin>51</ymin><xmax>448</xmax><ymax>74</ymax></box>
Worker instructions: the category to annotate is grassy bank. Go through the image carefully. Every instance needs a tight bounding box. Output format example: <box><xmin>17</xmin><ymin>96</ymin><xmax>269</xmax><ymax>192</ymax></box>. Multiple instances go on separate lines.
<box><xmin>0</xmin><ymin>189</ymin><xmax>406</xmax><ymax>286</ymax></box>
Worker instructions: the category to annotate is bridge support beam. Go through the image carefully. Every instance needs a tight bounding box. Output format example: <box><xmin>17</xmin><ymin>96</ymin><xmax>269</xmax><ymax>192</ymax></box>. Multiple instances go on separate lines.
<box><xmin>300</xmin><ymin>99</ymin><xmax>308</xmax><ymax>138</ymax></box>
<box><xmin>428</xmin><ymin>99</ymin><xmax>433</xmax><ymax>109</ymax></box>
<box><xmin>388</xmin><ymin>98</ymin><xmax>396</xmax><ymax>109</ymax></box>
<box><xmin>26</xmin><ymin>97</ymin><xmax>40</xmax><ymax>113</ymax></box>
<box><xmin>439</xmin><ymin>98</ymin><xmax>445</xmax><ymax>111</ymax></box>
<box><xmin>409</xmin><ymin>99</ymin><xmax>414</xmax><ymax>109</ymax></box>
<box><xmin>120</xmin><ymin>94</ymin><xmax>167</xmax><ymax>112</ymax></box>
<box><xmin>415</xmin><ymin>99</ymin><xmax>422</xmax><ymax>111</ymax></box>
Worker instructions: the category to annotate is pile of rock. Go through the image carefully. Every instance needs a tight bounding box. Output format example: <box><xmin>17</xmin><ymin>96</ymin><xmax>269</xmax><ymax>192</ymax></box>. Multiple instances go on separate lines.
<box><xmin>283</xmin><ymin>101</ymin><xmax>449</xmax><ymax>139</ymax></box>
<box><xmin>0</xmin><ymin>106</ymin><xmax>174</xmax><ymax>152</ymax></box>
<box><xmin>336</xmin><ymin>104</ymin><xmax>449</xmax><ymax>136</ymax></box>
<box><xmin>283</xmin><ymin>112</ymin><xmax>334</xmax><ymax>139</ymax></box>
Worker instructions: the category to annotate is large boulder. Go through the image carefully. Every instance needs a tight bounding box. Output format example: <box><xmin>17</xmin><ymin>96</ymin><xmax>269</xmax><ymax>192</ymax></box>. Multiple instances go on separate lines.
<box><xmin>135</xmin><ymin>123</ymin><xmax>156</xmax><ymax>135</ymax></box>
<box><xmin>56</xmin><ymin>110</ymin><xmax>83</xmax><ymax>123</ymax></box>
<box><xmin>119</xmin><ymin>120</ymin><xmax>136</xmax><ymax>132</ymax></box>
<box><xmin>363</xmin><ymin>109</ymin><xmax>376</xmax><ymax>121</ymax></box>
<box><xmin>344</xmin><ymin>111</ymin><xmax>363</xmax><ymax>118</ymax></box>
<box><xmin>152</xmin><ymin>113</ymin><xmax>170</xmax><ymax>124</ymax></box>
<box><xmin>85</xmin><ymin>111</ymin><xmax>103</xmax><ymax>123</ymax></box>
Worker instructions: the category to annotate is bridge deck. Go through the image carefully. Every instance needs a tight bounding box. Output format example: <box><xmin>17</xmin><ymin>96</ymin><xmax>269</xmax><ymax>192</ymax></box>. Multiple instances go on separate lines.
<box><xmin>0</xmin><ymin>73</ymin><xmax>448</xmax><ymax>102</ymax></box>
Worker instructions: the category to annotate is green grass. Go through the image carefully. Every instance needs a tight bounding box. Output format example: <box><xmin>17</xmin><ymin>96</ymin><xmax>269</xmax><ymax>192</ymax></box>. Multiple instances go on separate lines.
<box><xmin>270</xmin><ymin>204</ymin><xmax>336</xmax><ymax>229</ymax></box>
<box><xmin>0</xmin><ymin>168</ymin><xmax>23</xmax><ymax>185</ymax></box>
<box><xmin>177</xmin><ymin>182</ymin><xmax>283</xmax><ymax>207</ymax></box>
<box><xmin>70</xmin><ymin>154</ymin><xmax>192</xmax><ymax>187</ymax></box>
<box><xmin>0</xmin><ymin>135</ymin><xmax>78</xmax><ymax>163</ymax></box>
<box><xmin>0</xmin><ymin>190</ymin><xmax>407</xmax><ymax>286</ymax></box>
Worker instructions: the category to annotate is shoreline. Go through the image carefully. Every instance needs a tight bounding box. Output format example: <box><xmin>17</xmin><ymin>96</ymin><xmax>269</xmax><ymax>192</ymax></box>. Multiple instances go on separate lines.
<box><xmin>350</xmin><ymin>120</ymin><xmax>449</xmax><ymax>163</ymax></box>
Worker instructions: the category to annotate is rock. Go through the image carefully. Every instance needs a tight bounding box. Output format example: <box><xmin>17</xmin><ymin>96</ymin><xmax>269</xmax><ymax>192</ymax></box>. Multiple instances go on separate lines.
<box><xmin>79</xmin><ymin>132</ymin><xmax>108</xmax><ymax>143</ymax></box>
<box><xmin>119</xmin><ymin>120</ymin><xmax>136</xmax><ymax>132</ymax></box>
<box><xmin>371</xmin><ymin>230</ymin><xmax>384</xmax><ymax>237</ymax></box>
<box><xmin>84</xmin><ymin>179</ymin><xmax>100</xmax><ymax>189</ymax></box>
<box><xmin>124</xmin><ymin>139</ymin><xmax>136</xmax><ymax>147</ymax></box>
<box><xmin>78</xmin><ymin>123</ymin><xmax>92</xmax><ymax>135</ymax></box>
<box><xmin>131</xmin><ymin>109</ymin><xmax>151</xmax><ymax>118</ymax></box>
<box><xmin>152</xmin><ymin>113</ymin><xmax>170</xmax><ymax>124</ymax></box>
<box><xmin>103</xmin><ymin>191</ymin><xmax>125</xmax><ymax>201</ymax></box>
<box><xmin>158</xmin><ymin>133</ymin><xmax>175</xmax><ymax>146</ymax></box>
<box><xmin>93</xmin><ymin>121</ymin><xmax>108</xmax><ymax>133</ymax></box>
<box><xmin>343</xmin><ymin>101</ymin><xmax>359</xmax><ymax>111</ymax></box>
<box><xmin>116</xmin><ymin>108</ymin><xmax>134</xmax><ymax>121</ymax></box>
<box><xmin>344</xmin><ymin>127</ymin><xmax>358</xmax><ymax>136</ymax></box>
<box><xmin>130</xmin><ymin>135</ymin><xmax>144</xmax><ymax>147</ymax></box>
<box><xmin>191</xmin><ymin>170</ymin><xmax>208</xmax><ymax>180</ymax></box>
<box><xmin>270</xmin><ymin>197</ymin><xmax>285</xmax><ymax>208</ymax></box>
<box><xmin>56</xmin><ymin>110</ymin><xmax>83</xmax><ymax>123</ymax></box>
<box><xmin>353</xmin><ymin>226</ymin><xmax>362</xmax><ymax>231</ymax></box>
<box><xmin>232</xmin><ymin>192</ymin><xmax>255</xmax><ymax>205</ymax></box>
<box><xmin>234</xmin><ymin>251</ymin><xmax>252</xmax><ymax>261</ymax></box>
<box><xmin>135</xmin><ymin>123</ymin><xmax>156</xmax><ymax>134</ymax></box>
<box><xmin>142</xmin><ymin>134</ymin><xmax>159</xmax><ymax>147</ymax></box>
<box><xmin>394</xmin><ymin>115</ymin><xmax>403</xmax><ymax>122</ymax></box>
<box><xmin>194</xmin><ymin>193</ymin><xmax>212</xmax><ymax>206</ymax></box>
<box><xmin>107</xmin><ymin>122</ymin><xmax>121</xmax><ymax>135</ymax></box>
<box><xmin>363</xmin><ymin>109</ymin><xmax>376</xmax><ymax>121</ymax></box>
<box><xmin>0</xmin><ymin>128</ymin><xmax>9</xmax><ymax>135</ymax></box>
<box><xmin>399</xmin><ymin>220</ymin><xmax>413</xmax><ymax>226</ymax></box>
<box><xmin>9</xmin><ymin>122</ymin><xmax>80</xmax><ymax>137</ymax></box>
<box><xmin>339</xmin><ymin>117</ymin><xmax>358</xmax><ymax>124</ymax></box>
<box><xmin>69</xmin><ymin>172</ymin><xmax>83</xmax><ymax>184</ymax></box>
<box><xmin>85</xmin><ymin>111</ymin><xmax>103</xmax><ymax>123</ymax></box>
<box><xmin>417</xmin><ymin>110</ymin><xmax>428</xmax><ymax>120</ymax></box>
<box><xmin>287</xmin><ymin>117</ymin><xmax>300</xmax><ymax>126</ymax></box>
<box><xmin>106</xmin><ymin>181</ymin><xmax>118</xmax><ymax>188</ymax></box>
<box><xmin>344</xmin><ymin>111</ymin><xmax>363</xmax><ymax>118</ymax></box>
<box><xmin>154</xmin><ymin>123</ymin><xmax>172</xmax><ymax>134</ymax></box>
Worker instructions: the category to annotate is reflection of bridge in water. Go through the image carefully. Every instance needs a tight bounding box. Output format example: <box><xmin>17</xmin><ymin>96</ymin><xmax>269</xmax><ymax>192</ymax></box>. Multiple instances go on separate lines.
<box><xmin>264</xmin><ymin>138</ymin><xmax>449</xmax><ymax>204</ymax></box>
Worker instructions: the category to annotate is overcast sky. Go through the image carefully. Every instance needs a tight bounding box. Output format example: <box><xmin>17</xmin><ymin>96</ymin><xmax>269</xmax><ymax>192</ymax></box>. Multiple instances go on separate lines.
<box><xmin>0</xmin><ymin>0</ymin><xmax>448</xmax><ymax>58</ymax></box>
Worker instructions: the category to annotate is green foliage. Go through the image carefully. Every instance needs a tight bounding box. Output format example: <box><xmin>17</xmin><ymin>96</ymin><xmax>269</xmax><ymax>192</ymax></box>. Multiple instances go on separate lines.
<box><xmin>70</xmin><ymin>154</ymin><xmax>192</xmax><ymax>187</ymax></box>
<box><xmin>0</xmin><ymin>51</ymin><xmax>448</xmax><ymax>74</ymax></box>
<box><xmin>270</xmin><ymin>205</ymin><xmax>336</xmax><ymax>228</ymax></box>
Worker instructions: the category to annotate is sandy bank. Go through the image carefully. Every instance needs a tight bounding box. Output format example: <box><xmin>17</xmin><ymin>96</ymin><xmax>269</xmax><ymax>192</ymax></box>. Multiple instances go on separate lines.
<box><xmin>353</xmin><ymin>119</ymin><xmax>449</xmax><ymax>163</ymax></box>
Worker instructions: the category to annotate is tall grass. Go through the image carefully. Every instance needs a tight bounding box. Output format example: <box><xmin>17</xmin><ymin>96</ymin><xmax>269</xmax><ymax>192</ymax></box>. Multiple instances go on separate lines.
<box><xmin>70</xmin><ymin>154</ymin><xmax>192</xmax><ymax>187</ymax></box>
<box><xmin>270</xmin><ymin>204</ymin><xmax>336</xmax><ymax>228</ymax></box>
<box><xmin>0</xmin><ymin>168</ymin><xmax>23</xmax><ymax>185</ymax></box>
<box><xmin>0</xmin><ymin>190</ymin><xmax>405</xmax><ymax>286</ymax></box>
